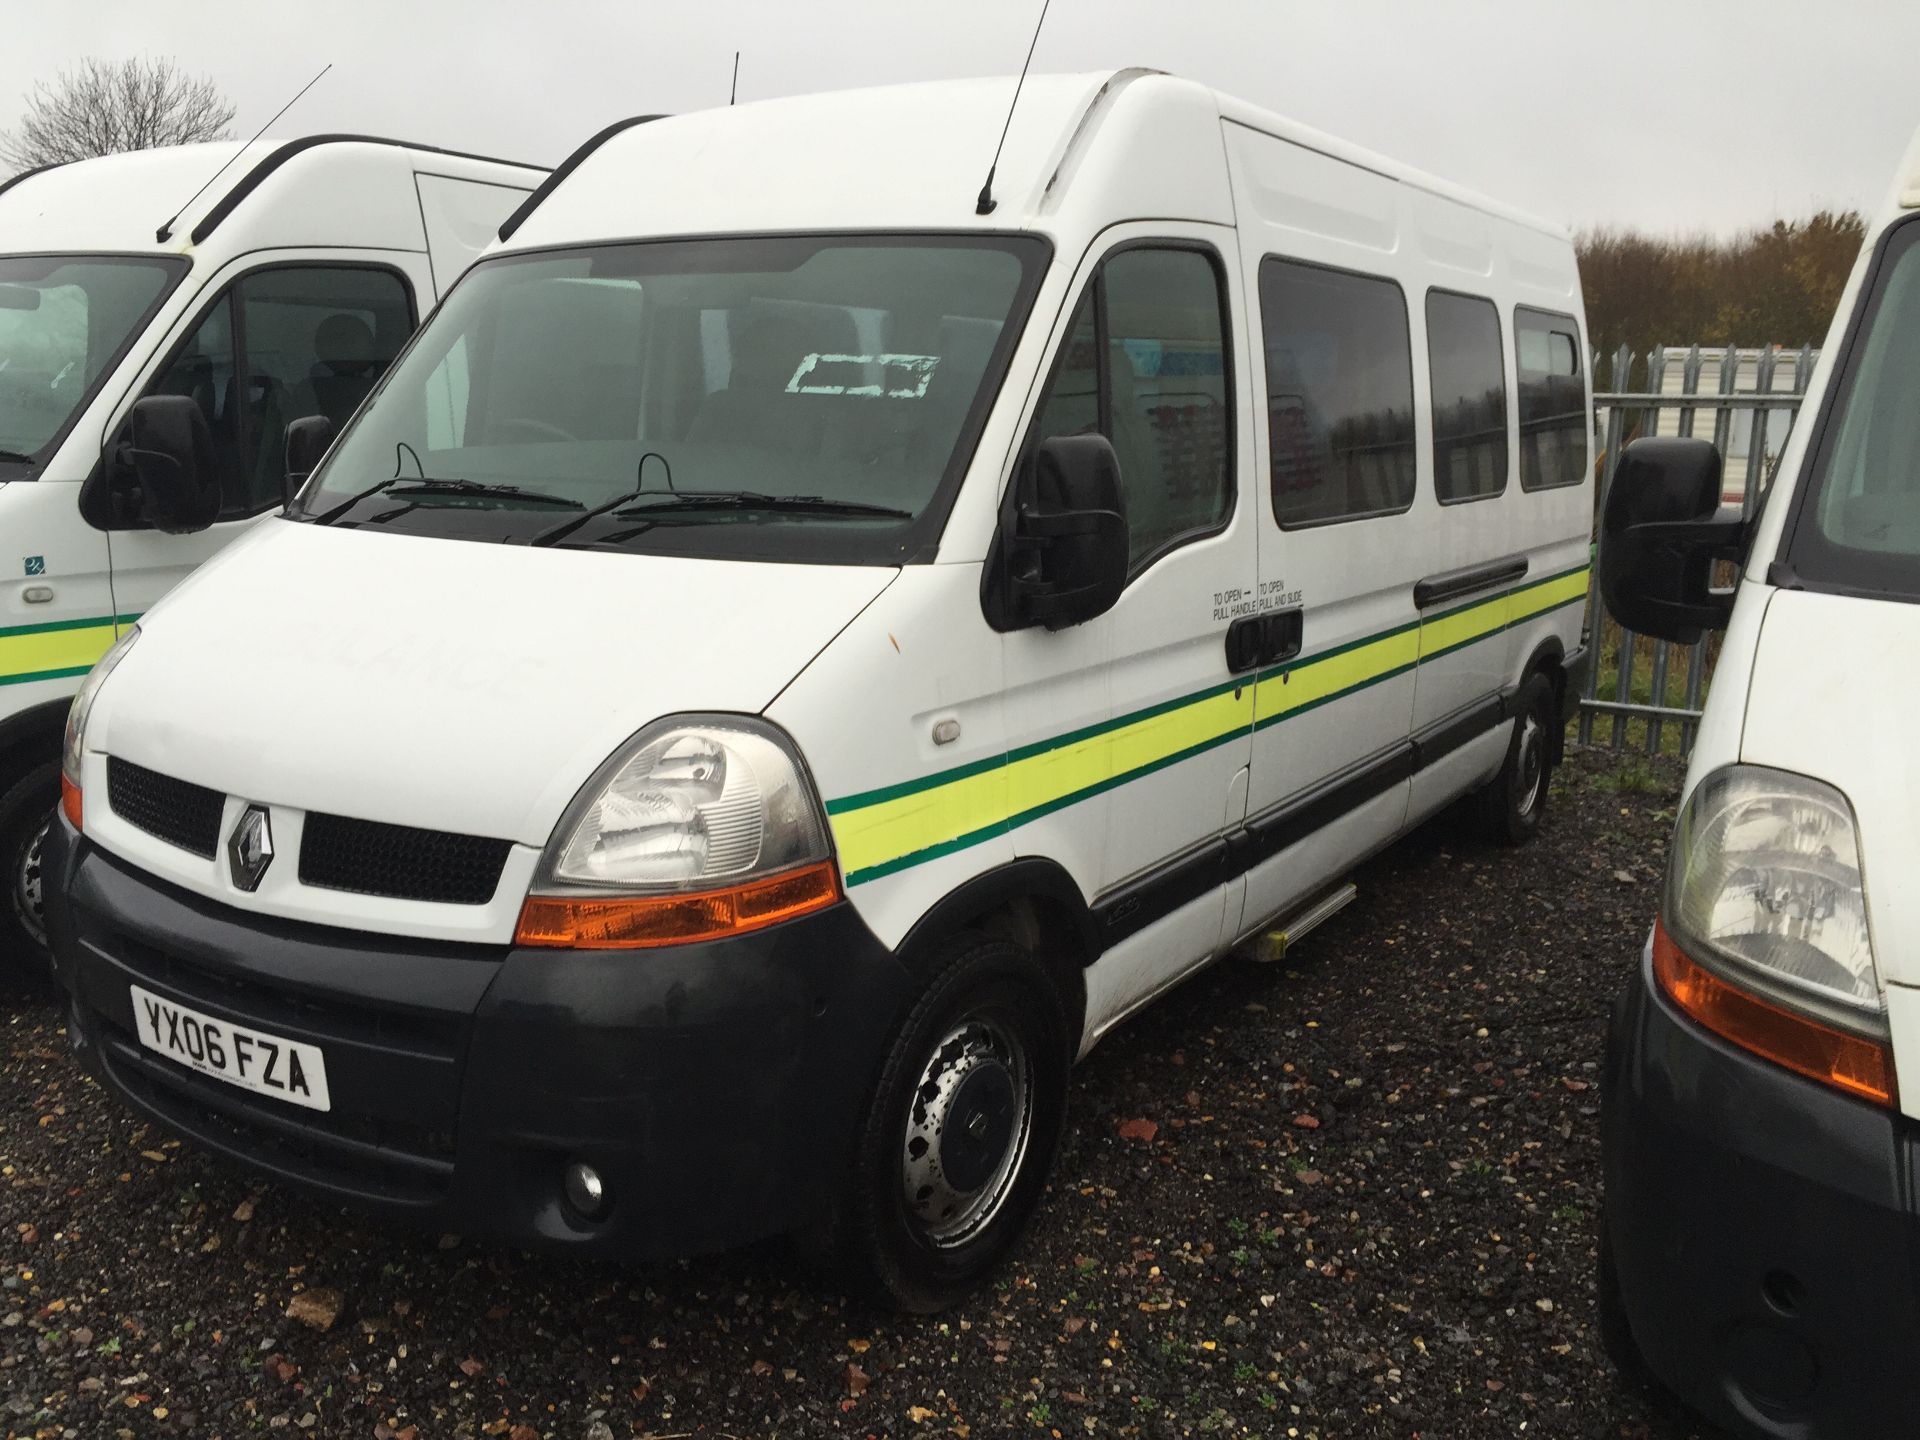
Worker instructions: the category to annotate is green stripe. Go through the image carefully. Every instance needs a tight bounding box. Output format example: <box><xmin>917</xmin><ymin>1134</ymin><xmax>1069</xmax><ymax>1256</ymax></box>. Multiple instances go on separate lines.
<box><xmin>831</xmin><ymin>562</ymin><xmax>1590</xmax><ymax>871</ymax></box>
<box><xmin>0</xmin><ymin>612</ymin><xmax>140</xmax><ymax>641</ymax></box>
<box><xmin>0</xmin><ymin>665</ymin><xmax>95</xmax><ymax>689</ymax></box>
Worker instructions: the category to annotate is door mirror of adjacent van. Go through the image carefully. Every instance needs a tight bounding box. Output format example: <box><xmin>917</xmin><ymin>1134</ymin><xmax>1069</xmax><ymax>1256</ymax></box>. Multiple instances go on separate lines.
<box><xmin>102</xmin><ymin>396</ymin><xmax>221</xmax><ymax>535</ymax></box>
<box><xmin>283</xmin><ymin>414</ymin><xmax>336</xmax><ymax>508</ymax></box>
<box><xmin>1598</xmin><ymin>437</ymin><xmax>1746</xmax><ymax>645</ymax></box>
<box><xmin>983</xmin><ymin>434</ymin><xmax>1130</xmax><ymax>632</ymax></box>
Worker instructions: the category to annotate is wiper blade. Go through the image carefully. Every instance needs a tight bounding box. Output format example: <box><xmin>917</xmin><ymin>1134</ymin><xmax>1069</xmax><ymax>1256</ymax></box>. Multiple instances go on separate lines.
<box><xmin>0</xmin><ymin>448</ymin><xmax>35</xmax><ymax>464</ymax></box>
<box><xmin>382</xmin><ymin>478</ymin><xmax>583</xmax><ymax>507</ymax></box>
<box><xmin>611</xmin><ymin>490</ymin><xmax>912</xmax><ymax>520</ymax></box>
<box><xmin>311</xmin><ymin>475</ymin><xmax>583</xmax><ymax>524</ymax></box>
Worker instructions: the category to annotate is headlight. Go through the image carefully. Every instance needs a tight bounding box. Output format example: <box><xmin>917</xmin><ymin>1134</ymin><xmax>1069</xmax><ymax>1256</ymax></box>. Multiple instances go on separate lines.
<box><xmin>61</xmin><ymin>625</ymin><xmax>139</xmax><ymax>812</ymax></box>
<box><xmin>517</xmin><ymin>716</ymin><xmax>839</xmax><ymax>949</ymax></box>
<box><xmin>1658</xmin><ymin>763</ymin><xmax>1893</xmax><ymax>1105</ymax></box>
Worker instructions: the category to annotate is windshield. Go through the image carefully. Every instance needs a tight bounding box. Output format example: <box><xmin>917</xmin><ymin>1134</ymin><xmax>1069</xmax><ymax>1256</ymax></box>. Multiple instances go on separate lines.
<box><xmin>296</xmin><ymin>233</ymin><xmax>1050</xmax><ymax>563</ymax></box>
<box><xmin>1787</xmin><ymin>216</ymin><xmax>1920</xmax><ymax>599</ymax></box>
<box><xmin>0</xmin><ymin>254</ymin><xmax>186</xmax><ymax>476</ymax></box>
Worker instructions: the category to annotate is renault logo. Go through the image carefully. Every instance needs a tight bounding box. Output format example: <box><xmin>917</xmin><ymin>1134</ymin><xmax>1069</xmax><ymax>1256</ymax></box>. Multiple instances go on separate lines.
<box><xmin>227</xmin><ymin>805</ymin><xmax>274</xmax><ymax>892</ymax></box>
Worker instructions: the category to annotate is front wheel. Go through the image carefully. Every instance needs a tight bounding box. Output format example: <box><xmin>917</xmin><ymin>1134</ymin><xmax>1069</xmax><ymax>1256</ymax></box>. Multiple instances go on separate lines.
<box><xmin>1</xmin><ymin>761</ymin><xmax>60</xmax><ymax>977</ymax></box>
<box><xmin>831</xmin><ymin>933</ymin><xmax>1071</xmax><ymax>1312</ymax></box>
<box><xmin>1475</xmin><ymin>673</ymin><xmax>1555</xmax><ymax>846</ymax></box>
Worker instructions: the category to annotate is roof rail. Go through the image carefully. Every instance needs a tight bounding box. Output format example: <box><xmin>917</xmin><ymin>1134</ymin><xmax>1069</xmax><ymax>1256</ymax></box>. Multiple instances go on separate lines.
<box><xmin>496</xmin><ymin>114</ymin><xmax>669</xmax><ymax>243</ymax></box>
<box><xmin>188</xmin><ymin>134</ymin><xmax>548</xmax><ymax>246</ymax></box>
<box><xmin>0</xmin><ymin>161</ymin><xmax>68</xmax><ymax>205</ymax></box>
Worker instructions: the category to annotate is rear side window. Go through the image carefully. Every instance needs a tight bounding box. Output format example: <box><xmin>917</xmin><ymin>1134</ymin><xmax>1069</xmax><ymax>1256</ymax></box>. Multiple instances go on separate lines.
<box><xmin>1514</xmin><ymin>307</ymin><xmax>1586</xmax><ymax>491</ymax></box>
<box><xmin>1260</xmin><ymin>258</ymin><xmax>1415</xmax><ymax>528</ymax></box>
<box><xmin>1426</xmin><ymin>290</ymin><xmax>1508</xmax><ymax>503</ymax></box>
<box><xmin>1027</xmin><ymin>245</ymin><xmax>1233</xmax><ymax>573</ymax></box>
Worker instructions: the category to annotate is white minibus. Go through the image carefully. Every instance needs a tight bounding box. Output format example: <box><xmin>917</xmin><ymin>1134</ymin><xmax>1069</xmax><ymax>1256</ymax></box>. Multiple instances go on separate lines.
<box><xmin>44</xmin><ymin>73</ymin><xmax>1592</xmax><ymax>1308</ymax></box>
<box><xmin>0</xmin><ymin>137</ymin><xmax>544</xmax><ymax>966</ymax></box>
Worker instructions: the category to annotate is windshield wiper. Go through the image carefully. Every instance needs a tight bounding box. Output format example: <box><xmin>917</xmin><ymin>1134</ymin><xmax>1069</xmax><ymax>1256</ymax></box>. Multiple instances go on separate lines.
<box><xmin>311</xmin><ymin>475</ymin><xmax>584</xmax><ymax>525</ymax></box>
<box><xmin>0</xmin><ymin>449</ymin><xmax>36</xmax><ymax>464</ymax></box>
<box><xmin>611</xmin><ymin>491</ymin><xmax>912</xmax><ymax>521</ymax></box>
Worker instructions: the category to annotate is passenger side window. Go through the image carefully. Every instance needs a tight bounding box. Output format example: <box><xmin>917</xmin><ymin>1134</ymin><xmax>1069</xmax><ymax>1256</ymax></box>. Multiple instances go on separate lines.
<box><xmin>1426</xmin><ymin>290</ymin><xmax>1509</xmax><ymax>503</ymax></box>
<box><xmin>1261</xmin><ymin>258</ymin><xmax>1415</xmax><ymax>528</ymax></box>
<box><xmin>144</xmin><ymin>266</ymin><xmax>414</xmax><ymax>519</ymax></box>
<box><xmin>1027</xmin><ymin>246</ymin><xmax>1232</xmax><ymax>571</ymax></box>
<box><xmin>1514</xmin><ymin>307</ymin><xmax>1587</xmax><ymax>491</ymax></box>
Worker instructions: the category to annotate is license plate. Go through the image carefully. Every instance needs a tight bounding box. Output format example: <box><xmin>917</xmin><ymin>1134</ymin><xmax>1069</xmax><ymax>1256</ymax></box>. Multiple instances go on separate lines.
<box><xmin>129</xmin><ymin>984</ymin><xmax>331</xmax><ymax>1112</ymax></box>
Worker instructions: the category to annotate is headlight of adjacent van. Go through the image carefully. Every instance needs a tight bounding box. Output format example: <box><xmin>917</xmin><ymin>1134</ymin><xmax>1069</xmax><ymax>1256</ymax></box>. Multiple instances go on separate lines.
<box><xmin>515</xmin><ymin>716</ymin><xmax>840</xmax><ymax>950</ymax></box>
<box><xmin>59</xmin><ymin>625</ymin><xmax>139</xmax><ymax>831</ymax></box>
<box><xmin>1656</xmin><ymin>764</ymin><xmax>1894</xmax><ymax>1105</ymax></box>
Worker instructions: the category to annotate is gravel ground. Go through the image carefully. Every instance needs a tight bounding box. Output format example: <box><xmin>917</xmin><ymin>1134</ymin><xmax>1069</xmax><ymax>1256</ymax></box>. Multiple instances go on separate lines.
<box><xmin>0</xmin><ymin>748</ymin><xmax>1725</xmax><ymax>1440</ymax></box>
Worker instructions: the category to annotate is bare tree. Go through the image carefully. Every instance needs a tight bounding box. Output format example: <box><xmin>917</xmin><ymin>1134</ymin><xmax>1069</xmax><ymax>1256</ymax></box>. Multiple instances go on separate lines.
<box><xmin>0</xmin><ymin>57</ymin><xmax>235</xmax><ymax>172</ymax></box>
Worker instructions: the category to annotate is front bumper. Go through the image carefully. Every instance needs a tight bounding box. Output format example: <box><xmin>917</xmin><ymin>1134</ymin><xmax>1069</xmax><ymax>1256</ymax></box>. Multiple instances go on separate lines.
<box><xmin>1603</xmin><ymin>940</ymin><xmax>1920</xmax><ymax>1437</ymax></box>
<box><xmin>44</xmin><ymin>816</ymin><xmax>912</xmax><ymax>1259</ymax></box>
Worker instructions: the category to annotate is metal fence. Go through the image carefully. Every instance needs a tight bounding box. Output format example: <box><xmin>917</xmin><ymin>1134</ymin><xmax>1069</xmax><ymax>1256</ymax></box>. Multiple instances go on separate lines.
<box><xmin>1576</xmin><ymin>342</ymin><xmax>1818</xmax><ymax>755</ymax></box>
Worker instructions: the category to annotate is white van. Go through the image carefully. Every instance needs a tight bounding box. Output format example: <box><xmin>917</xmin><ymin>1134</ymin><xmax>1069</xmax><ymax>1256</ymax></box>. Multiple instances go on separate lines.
<box><xmin>1598</xmin><ymin>128</ymin><xmax>1920</xmax><ymax>1436</ymax></box>
<box><xmin>44</xmin><ymin>73</ymin><xmax>1592</xmax><ymax>1308</ymax></box>
<box><xmin>0</xmin><ymin>137</ymin><xmax>545</xmax><ymax>967</ymax></box>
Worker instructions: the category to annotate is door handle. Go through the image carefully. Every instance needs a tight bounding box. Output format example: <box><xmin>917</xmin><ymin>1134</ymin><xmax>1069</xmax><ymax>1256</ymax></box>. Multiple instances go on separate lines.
<box><xmin>1225</xmin><ymin>608</ymin><xmax>1304</xmax><ymax>673</ymax></box>
<box><xmin>1225</xmin><ymin>614</ymin><xmax>1265</xmax><ymax>673</ymax></box>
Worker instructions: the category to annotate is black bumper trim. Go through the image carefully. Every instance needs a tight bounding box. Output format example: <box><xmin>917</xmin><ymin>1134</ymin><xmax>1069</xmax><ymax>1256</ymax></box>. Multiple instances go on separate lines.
<box><xmin>1603</xmin><ymin>942</ymin><xmax>1920</xmax><ymax>1438</ymax></box>
<box><xmin>46</xmin><ymin>817</ymin><xmax>915</xmax><ymax>1259</ymax></box>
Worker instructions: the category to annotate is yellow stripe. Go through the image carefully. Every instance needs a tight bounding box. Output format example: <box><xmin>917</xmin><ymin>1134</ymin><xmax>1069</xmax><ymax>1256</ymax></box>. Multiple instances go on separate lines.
<box><xmin>0</xmin><ymin>622</ymin><xmax>118</xmax><ymax>681</ymax></box>
<box><xmin>1257</xmin><ymin>625</ymin><xmax>1421</xmax><ymax>727</ymax></box>
<box><xmin>1506</xmin><ymin>567</ymin><xmax>1590</xmax><ymax>624</ymax></box>
<box><xmin>833</xmin><ymin>565</ymin><xmax>1589</xmax><ymax>882</ymax></box>
<box><xmin>832</xmin><ymin>684</ymin><xmax>1255</xmax><ymax>877</ymax></box>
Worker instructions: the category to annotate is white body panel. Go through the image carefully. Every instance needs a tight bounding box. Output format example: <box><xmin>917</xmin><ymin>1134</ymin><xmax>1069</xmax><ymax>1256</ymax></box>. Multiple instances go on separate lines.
<box><xmin>74</xmin><ymin>75</ymin><xmax>1590</xmax><ymax>1058</ymax></box>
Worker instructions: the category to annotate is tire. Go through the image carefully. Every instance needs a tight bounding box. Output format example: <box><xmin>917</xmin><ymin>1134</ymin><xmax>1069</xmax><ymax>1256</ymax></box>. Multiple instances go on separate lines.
<box><xmin>1475</xmin><ymin>672</ymin><xmax>1555</xmax><ymax>846</ymax></box>
<box><xmin>831</xmin><ymin>932</ymin><xmax>1072</xmax><ymax>1312</ymax></box>
<box><xmin>1</xmin><ymin>761</ymin><xmax>60</xmax><ymax>978</ymax></box>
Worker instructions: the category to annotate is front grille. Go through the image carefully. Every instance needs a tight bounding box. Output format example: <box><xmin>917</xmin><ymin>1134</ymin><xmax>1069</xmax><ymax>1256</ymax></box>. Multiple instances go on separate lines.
<box><xmin>299</xmin><ymin>813</ymin><xmax>512</xmax><ymax>906</ymax></box>
<box><xmin>107</xmin><ymin>757</ymin><xmax>225</xmax><ymax>858</ymax></box>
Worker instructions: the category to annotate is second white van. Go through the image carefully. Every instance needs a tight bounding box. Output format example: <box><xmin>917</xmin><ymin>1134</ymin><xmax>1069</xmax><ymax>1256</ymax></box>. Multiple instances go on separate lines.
<box><xmin>0</xmin><ymin>136</ymin><xmax>545</xmax><ymax>969</ymax></box>
<box><xmin>44</xmin><ymin>73</ymin><xmax>1593</xmax><ymax>1308</ymax></box>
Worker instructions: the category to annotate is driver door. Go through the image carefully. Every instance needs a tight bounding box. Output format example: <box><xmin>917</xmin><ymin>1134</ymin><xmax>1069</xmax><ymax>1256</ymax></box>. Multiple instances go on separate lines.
<box><xmin>101</xmin><ymin>255</ymin><xmax>423</xmax><ymax>623</ymax></box>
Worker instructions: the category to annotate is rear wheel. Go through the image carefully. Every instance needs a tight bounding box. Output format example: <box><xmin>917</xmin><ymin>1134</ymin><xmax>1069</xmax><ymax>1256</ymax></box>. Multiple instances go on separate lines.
<box><xmin>1476</xmin><ymin>673</ymin><xmax>1555</xmax><ymax>846</ymax></box>
<box><xmin>832</xmin><ymin>932</ymin><xmax>1071</xmax><ymax>1312</ymax></box>
<box><xmin>1</xmin><ymin>761</ymin><xmax>60</xmax><ymax>977</ymax></box>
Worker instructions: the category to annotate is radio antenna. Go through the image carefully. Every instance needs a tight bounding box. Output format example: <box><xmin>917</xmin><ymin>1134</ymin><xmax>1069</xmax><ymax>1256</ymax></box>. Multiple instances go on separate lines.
<box><xmin>730</xmin><ymin>51</ymin><xmax>741</xmax><ymax>105</ymax></box>
<box><xmin>156</xmin><ymin>63</ymin><xmax>332</xmax><ymax>242</ymax></box>
<box><xmin>975</xmin><ymin>0</ymin><xmax>1052</xmax><ymax>216</ymax></box>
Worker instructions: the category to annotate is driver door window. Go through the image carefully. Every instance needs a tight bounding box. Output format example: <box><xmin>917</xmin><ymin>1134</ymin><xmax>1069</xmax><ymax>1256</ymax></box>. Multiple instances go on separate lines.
<box><xmin>144</xmin><ymin>266</ymin><xmax>414</xmax><ymax>519</ymax></box>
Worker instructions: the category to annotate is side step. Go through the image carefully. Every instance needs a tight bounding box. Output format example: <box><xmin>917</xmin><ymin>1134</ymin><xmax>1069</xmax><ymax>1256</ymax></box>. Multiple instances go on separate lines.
<box><xmin>1244</xmin><ymin>882</ymin><xmax>1357</xmax><ymax>964</ymax></box>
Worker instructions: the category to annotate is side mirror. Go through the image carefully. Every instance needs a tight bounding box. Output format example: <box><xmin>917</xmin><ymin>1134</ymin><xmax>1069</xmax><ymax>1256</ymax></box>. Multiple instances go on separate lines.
<box><xmin>1598</xmin><ymin>437</ymin><xmax>1746</xmax><ymax>644</ymax></box>
<box><xmin>983</xmin><ymin>434</ymin><xmax>1129</xmax><ymax>632</ymax></box>
<box><xmin>283</xmin><ymin>414</ymin><xmax>336</xmax><ymax>509</ymax></box>
<box><xmin>110</xmin><ymin>396</ymin><xmax>220</xmax><ymax>535</ymax></box>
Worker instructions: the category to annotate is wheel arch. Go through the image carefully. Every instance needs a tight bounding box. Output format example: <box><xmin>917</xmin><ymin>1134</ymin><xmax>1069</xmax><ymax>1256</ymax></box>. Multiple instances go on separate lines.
<box><xmin>0</xmin><ymin>699</ymin><xmax>69</xmax><ymax>790</ymax></box>
<box><xmin>892</xmin><ymin>857</ymin><xmax>1097</xmax><ymax>1040</ymax></box>
<box><xmin>1514</xmin><ymin>635</ymin><xmax>1569</xmax><ymax>764</ymax></box>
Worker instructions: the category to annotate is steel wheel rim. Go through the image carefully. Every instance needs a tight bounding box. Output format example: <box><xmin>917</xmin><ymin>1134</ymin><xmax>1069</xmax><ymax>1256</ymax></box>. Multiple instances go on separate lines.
<box><xmin>901</xmin><ymin>1012</ymin><xmax>1034</xmax><ymax>1249</ymax></box>
<box><xmin>1515</xmin><ymin>713</ymin><xmax>1546</xmax><ymax>819</ymax></box>
<box><xmin>10</xmin><ymin>816</ymin><xmax>48</xmax><ymax>949</ymax></box>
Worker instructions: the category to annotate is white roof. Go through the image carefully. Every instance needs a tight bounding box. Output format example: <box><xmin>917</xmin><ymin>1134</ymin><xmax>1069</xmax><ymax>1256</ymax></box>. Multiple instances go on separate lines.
<box><xmin>0</xmin><ymin>139</ymin><xmax>543</xmax><ymax>258</ymax></box>
<box><xmin>507</xmin><ymin>70</ymin><xmax>1565</xmax><ymax>252</ymax></box>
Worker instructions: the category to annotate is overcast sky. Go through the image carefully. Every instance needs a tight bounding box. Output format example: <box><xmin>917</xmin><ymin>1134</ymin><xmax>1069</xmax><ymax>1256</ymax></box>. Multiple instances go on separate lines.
<box><xmin>4</xmin><ymin>0</ymin><xmax>1916</xmax><ymax>235</ymax></box>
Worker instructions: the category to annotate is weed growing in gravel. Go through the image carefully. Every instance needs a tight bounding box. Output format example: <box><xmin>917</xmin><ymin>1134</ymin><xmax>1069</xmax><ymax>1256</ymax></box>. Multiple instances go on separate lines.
<box><xmin>1555</xmin><ymin>1203</ymin><xmax>1584</xmax><ymax>1222</ymax></box>
<box><xmin>1234</xmin><ymin>1361</ymin><xmax>1259</xmax><ymax>1383</ymax></box>
<box><xmin>1593</xmin><ymin>759</ymin><xmax>1667</xmax><ymax>795</ymax></box>
<box><xmin>1225</xmin><ymin>1216</ymin><xmax>1250</xmax><ymax>1239</ymax></box>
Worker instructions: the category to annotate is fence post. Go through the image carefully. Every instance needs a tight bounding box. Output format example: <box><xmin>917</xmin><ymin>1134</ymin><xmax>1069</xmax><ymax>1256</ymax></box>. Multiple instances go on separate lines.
<box><xmin>1582</xmin><ymin>343</ymin><xmax>1635</xmax><ymax>746</ymax></box>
